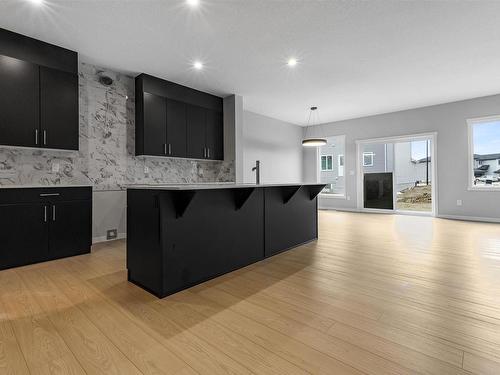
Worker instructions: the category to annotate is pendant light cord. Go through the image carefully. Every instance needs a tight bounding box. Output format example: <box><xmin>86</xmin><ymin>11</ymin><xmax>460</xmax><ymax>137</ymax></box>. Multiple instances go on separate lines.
<box><xmin>304</xmin><ymin>108</ymin><xmax>313</xmax><ymax>139</ymax></box>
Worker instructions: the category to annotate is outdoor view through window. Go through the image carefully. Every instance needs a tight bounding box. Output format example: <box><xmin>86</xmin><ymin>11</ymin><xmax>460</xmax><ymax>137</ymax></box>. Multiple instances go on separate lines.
<box><xmin>319</xmin><ymin>135</ymin><xmax>345</xmax><ymax>196</ymax></box>
<box><xmin>470</xmin><ymin>117</ymin><xmax>500</xmax><ymax>188</ymax></box>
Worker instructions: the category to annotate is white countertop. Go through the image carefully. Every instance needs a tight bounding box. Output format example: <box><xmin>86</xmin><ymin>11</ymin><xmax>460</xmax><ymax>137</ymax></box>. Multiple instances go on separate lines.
<box><xmin>127</xmin><ymin>183</ymin><xmax>325</xmax><ymax>190</ymax></box>
<box><xmin>0</xmin><ymin>184</ymin><xmax>92</xmax><ymax>189</ymax></box>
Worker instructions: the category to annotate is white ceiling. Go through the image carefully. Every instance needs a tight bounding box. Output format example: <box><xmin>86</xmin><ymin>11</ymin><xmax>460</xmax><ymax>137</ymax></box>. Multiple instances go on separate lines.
<box><xmin>2</xmin><ymin>0</ymin><xmax>500</xmax><ymax>125</ymax></box>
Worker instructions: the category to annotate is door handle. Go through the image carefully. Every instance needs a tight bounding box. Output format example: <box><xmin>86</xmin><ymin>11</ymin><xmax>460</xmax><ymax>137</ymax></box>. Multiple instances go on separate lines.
<box><xmin>43</xmin><ymin>206</ymin><xmax>47</xmax><ymax>223</ymax></box>
<box><xmin>35</xmin><ymin>129</ymin><xmax>39</xmax><ymax>145</ymax></box>
<box><xmin>52</xmin><ymin>205</ymin><xmax>56</xmax><ymax>221</ymax></box>
<box><xmin>43</xmin><ymin>130</ymin><xmax>47</xmax><ymax>146</ymax></box>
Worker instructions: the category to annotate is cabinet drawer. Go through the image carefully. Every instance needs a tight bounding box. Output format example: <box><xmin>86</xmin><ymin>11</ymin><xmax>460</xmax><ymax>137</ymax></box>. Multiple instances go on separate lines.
<box><xmin>0</xmin><ymin>186</ymin><xmax>92</xmax><ymax>204</ymax></box>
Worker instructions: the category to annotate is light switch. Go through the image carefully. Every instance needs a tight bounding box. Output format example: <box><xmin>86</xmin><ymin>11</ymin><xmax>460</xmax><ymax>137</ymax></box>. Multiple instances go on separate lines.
<box><xmin>349</xmin><ymin>170</ymin><xmax>355</xmax><ymax>176</ymax></box>
<box><xmin>144</xmin><ymin>166</ymin><xmax>149</xmax><ymax>174</ymax></box>
<box><xmin>456</xmin><ymin>199</ymin><xmax>463</xmax><ymax>206</ymax></box>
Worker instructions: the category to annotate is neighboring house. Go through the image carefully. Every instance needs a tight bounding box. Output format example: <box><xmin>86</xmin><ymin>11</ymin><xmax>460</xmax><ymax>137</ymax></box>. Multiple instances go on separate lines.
<box><xmin>473</xmin><ymin>153</ymin><xmax>500</xmax><ymax>177</ymax></box>
<box><xmin>319</xmin><ymin>136</ymin><xmax>345</xmax><ymax>195</ymax></box>
<box><xmin>362</xmin><ymin>142</ymin><xmax>431</xmax><ymax>192</ymax></box>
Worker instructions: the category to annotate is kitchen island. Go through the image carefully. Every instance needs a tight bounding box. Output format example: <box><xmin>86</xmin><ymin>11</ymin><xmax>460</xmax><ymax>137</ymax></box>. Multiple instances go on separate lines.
<box><xmin>127</xmin><ymin>183</ymin><xmax>326</xmax><ymax>298</ymax></box>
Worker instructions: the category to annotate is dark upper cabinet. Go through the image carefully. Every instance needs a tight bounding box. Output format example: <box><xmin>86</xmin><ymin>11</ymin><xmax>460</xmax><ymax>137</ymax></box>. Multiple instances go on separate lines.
<box><xmin>186</xmin><ymin>104</ymin><xmax>207</xmax><ymax>159</ymax></box>
<box><xmin>135</xmin><ymin>73</ymin><xmax>223</xmax><ymax>160</ymax></box>
<box><xmin>0</xmin><ymin>55</ymin><xmax>39</xmax><ymax>148</ymax></box>
<box><xmin>142</xmin><ymin>92</ymin><xmax>167</xmax><ymax>156</ymax></box>
<box><xmin>0</xmin><ymin>203</ymin><xmax>49</xmax><ymax>270</ymax></box>
<box><xmin>40</xmin><ymin>66</ymin><xmax>79</xmax><ymax>150</ymax></box>
<box><xmin>48</xmin><ymin>200</ymin><xmax>92</xmax><ymax>259</ymax></box>
<box><xmin>166</xmin><ymin>99</ymin><xmax>187</xmax><ymax>157</ymax></box>
<box><xmin>206</xmin><ymin>109</ymin><xmax>224</xmax><ymax>160</ymax></box>
<box><xmin>0</xmin><ymin>28</ymin><xmax>79</xmax><ymax>151</ymax></box>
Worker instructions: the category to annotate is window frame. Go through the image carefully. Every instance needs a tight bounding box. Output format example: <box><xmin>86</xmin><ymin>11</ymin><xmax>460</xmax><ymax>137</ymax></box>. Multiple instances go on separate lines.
<box><xmin>320</xmin><ymin>154</ymin><xmax>334</xmax><ymax>171</ymax></box>
<box><xmin>467</xmin><ymin>115</ymin><xmax>500</xmax><ymax>191</ymax></box>
<box><xmin>363</xmin><ymin>152</ymin><xmax>374</xmax><ymax>167</ymax></box>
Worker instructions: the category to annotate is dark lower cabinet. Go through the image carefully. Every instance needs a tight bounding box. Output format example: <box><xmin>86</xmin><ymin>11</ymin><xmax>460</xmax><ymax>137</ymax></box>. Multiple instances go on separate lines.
<box><xmin>48</xmin><ymin>200</ymin><xmax>92</xmax><ymax>259</ymax></box>
<box><xmin>0</xmin><ymin>55</ymin><xmax>39</xmax><ymax>148</ymax></box>
<box><xmin>40</xmin><ymin>66</ymin><xmax>79</xmax><ymax>150</ymax></box>
<box><xmin>0</xmin><ymin>203</ymin><xmax>49</xmax><ymax>269</ymax></box>
<box><xmin>0</xmin><ymin>187</ymin><xmax>92</xmax><ymax>271</ymax></box>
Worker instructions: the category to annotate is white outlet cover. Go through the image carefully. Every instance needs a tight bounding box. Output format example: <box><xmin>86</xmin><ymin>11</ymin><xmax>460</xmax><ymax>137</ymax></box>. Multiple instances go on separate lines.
<box><xmin>51</xmin><ymin>163</ymin><xmax>60</xmax><ymax>173</ymax></box>
<box><xmin>144</xmin><ymin>166</ymin><xmax>149</xmax><ymax>174</ymax></box>
<box><xmin>349</xmin><ymin>170</ymin><xmax>355</xmax><ymax>176</ymax></box>
<box><xmin>457</xmin><ymin>199</ymin><xmax>463</xmax><ymax>206</ymax></box>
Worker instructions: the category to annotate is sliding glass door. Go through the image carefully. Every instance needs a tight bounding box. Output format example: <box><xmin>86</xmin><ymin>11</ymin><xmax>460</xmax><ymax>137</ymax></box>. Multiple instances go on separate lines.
<box><xmin>359</xmin><ymin>135</ymin><xmax>434</xmax><ymax>215</ymax></box>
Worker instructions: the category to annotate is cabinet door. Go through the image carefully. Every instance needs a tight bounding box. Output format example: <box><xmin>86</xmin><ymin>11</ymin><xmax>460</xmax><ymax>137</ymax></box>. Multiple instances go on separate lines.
<box><xmin>142</xmin><ymin>92</ymin><xmax>167</xmax><ymax>156</ymax></box>
<box><xmin>206</xmin><ymin>109</ymin><xmax>224</xmax><ymax>160</ymax></box>
<box><xmin>186</xmin><ymin>104</ymin><xmax>206</xmax><ymax>159</ymax></box>
<box><xmin>40</xmin><ymin>66</ymin><xmax>79</xmax><ymax>150</ymax></box>
<box><xmin>49</xmin><ymin>200</ymin><xmax>91</xmax><ymax>259</ymax></box>
<box><xmin>0</xmin><ymin>55</ymin><xmax>39</xmax><ymax>148</ymax></box>
<box><xmin>166</xmin><ymin>99</ymin><xmax>187</xmax><ymax>157</ymax></box>
<box><xmin>0</xmin><ymin>203</ymin><xmax>49</xmax><ymax>270</ymax></box>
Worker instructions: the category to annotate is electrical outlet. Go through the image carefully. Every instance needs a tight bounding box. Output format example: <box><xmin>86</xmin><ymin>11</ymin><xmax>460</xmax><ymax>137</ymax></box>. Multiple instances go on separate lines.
<box><xmin>51</xmin><ymin>163</ymin><xmax>60</xmax><ymax>173</ymax></box>
<box><xmin>106</xmin><ymin>229</ymin><xmax>118</xmax><ymax>240</ymax></box>
<box><xmin>456</xmin><ymin>199</ymin><xmax>463</xmax><ymax>206</ymax></box>
<box><xmin>144</xmin><ymin>166</ymin><xmax>149</xmax><ymax>174</ymax></box>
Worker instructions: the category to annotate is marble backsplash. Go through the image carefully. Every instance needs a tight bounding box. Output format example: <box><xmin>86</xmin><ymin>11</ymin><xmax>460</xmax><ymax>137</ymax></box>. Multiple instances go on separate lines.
<box><xmin>0</xmin><ymin>62</ymin><xmax>234</xmax><ymax>190</ymax></box>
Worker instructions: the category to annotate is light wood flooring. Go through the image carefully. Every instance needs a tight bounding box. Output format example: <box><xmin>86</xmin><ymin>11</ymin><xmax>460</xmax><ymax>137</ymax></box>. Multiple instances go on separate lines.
<box><xmin>1</xmin><ymin>210</ymin><xmax>500</xmax><ymax>374</ymax></box>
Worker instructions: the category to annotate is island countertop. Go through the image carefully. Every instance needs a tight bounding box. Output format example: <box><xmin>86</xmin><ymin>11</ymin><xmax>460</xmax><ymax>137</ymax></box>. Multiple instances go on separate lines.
<box><xmin>126</xmin><ymin>182</ymin><xmax>323</xmax><ymax>190</ymax></box>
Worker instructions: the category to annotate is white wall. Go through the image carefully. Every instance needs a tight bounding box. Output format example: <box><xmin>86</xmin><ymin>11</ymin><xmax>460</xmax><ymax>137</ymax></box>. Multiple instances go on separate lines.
<box><xmin>243</xmin><ymin>111</ymin><xmax>303</xmax><ymax>184</ymax></box>
<box><xmin>304</xmin><ymin>93</ymin><xmax>500</xmax><ymax>220</ymax></box>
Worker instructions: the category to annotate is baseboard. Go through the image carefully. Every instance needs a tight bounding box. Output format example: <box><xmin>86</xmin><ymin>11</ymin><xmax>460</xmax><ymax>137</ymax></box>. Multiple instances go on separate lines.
<box><xmin>319</xmin><ymin>207</ymin><xmax>361</xmax><ymax>213</ymax></box>
<box><xmin>92</xmin><ymin>233</ymin><xmax>126</xmax><ymax>244</ymax></box>
<box><xmin>437</xmin><ymin>214</ymin><xmax>500</xmax><ymax>224</ymax></box>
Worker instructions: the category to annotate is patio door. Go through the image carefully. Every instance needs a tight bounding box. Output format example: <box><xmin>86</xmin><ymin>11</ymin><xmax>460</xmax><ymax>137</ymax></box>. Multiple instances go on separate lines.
<box><xmin>357</xmin><ymin>134</ymin><xmax>436</xmax><ymax>216</ymax></box>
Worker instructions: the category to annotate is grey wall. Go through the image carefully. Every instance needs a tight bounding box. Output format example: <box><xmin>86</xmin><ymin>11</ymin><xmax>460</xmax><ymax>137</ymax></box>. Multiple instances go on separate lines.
<box><xmin>304</xmin><ymin>93</ymin><xmax>500</xmax><ymax>220</ymax></box>
<box><xmin>242</xmin><ymin>111</ymin><xmax>303</xmax><ymax>184</ymax></box>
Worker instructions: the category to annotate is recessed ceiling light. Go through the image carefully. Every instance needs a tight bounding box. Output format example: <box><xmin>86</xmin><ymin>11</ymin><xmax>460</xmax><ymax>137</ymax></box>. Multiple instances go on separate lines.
<box><xmin>187</xmin><ymin>0</ymin><xmax>199</xmax><ymax>7</ymax></box>
<box><xmin>193</xmin><ymin>61</ymin><xmax>203</xmax><ymax>70</ymax></box>
<box><xmin>287</xmin><ymin>58</ymin><xmax>298</xmax><ymax>67</ymax></box>
<box><xmin>28</xmin><ymin>0</ymin><xmax>44</xmax><ymax>4</ymax></box>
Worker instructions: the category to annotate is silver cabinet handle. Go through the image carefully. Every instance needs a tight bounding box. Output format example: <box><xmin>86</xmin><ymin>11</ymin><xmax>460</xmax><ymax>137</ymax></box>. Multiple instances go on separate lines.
<box><xmin>52</xmin><ymin>205</ymin><xmax>56</xmax><ymax>221</ymax></box>
<box><xmin>168</xmin><ymin>144</ymin><xmax>172</xmax><ymax>155</ymax></box>
<box><xmin>207</xmin><ymin>148</ymin><xmax>210</xmax><ymax>158</ymax></box>
<box><xmin>40</xmin><ymin>193</ymin><xmax>60</xmax><ymax>197</ymax></box>
<box><xmin>43</xmin><ymin>206</ymin><xmax>47</xmax><ymax>223</ymax></box>
<box><xmin>35</xmin><ymin>129</ymin><xmax>39</xmax><ymax>145</ymax></box>
<box><xmin>43</xmin><ymin>130</ymin><xmax>47</xmax><ymax>146</ymax></box>
<box><xmin>203</xmin><ymin>147</ymin><xmax>206</xmax><ymax>158</ymax></box>
<box><xmin>163</xmin><ymin>144</ymin><xmax>167</xmax><ymax>155</ymax></box>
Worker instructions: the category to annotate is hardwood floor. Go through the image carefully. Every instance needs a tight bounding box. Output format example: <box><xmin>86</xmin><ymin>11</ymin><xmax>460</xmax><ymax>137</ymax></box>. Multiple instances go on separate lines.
<box><xmin>1</xmin><ymin>210</ymin><xmax>500</xmax><ymax>374</ymax></box>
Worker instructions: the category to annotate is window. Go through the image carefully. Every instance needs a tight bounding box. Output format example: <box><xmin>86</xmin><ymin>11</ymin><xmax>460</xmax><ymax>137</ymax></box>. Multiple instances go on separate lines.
<box><xmin>468</xmin><ymin>116</ymin><xmax>500</xmax><ymax>189</ymax></box>
<box><xmin>321</xmin><ymin>155</ymin><xmax>333</xmax><ymax>171</ymax></box>
<box><xmin>363</xmin><ymin>152</ymin><xmax>374</xmax><ymax>167</ymax></box>
<box><xmin>338</xmin><ymin>155</ymin><xmax>344</xmax><ymax>177</ymax></box>
<box><xmin>318</xmin><ymin>135</ymin><xmax>345</xmax><ymax>197</ymax></box>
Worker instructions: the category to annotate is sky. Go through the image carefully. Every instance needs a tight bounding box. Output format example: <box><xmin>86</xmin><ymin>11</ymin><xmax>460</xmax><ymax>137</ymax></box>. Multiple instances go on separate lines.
<box><xmin>411</xmin><ymin>140</ymin><xmax>430</xmax><ymax>160</ymax></box>
<box><xmin>473</xmin><ymin>120</ymin><xmax>500</xmax><ymax>155</ymax></box>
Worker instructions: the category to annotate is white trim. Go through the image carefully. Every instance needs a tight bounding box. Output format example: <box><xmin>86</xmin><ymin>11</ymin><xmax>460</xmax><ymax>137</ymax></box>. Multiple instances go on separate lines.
<box><xmin>438</xmin><ymin>214</ymin><xmax>500</xmax><ymax>224</ymax></box>
<box><xmin>467</xmin><ymin>115</ymin><xmax>500</xmax><ymax>192</ymax></box>
<box><xmin>319</xmin><ymin>193</ymin><xmax>346</xmax><ymax>199</ymax></box>
<box><xmin>356</xmin><ymin>132</ymin><xmax>438</xmax><ymax>217</ymax></box>
<box><xmin>362</xmin><ymin>152</ymin><xmax>374</xmax><ymax>167</ymax></box>
<box><xmin>92</xmin><ymin>232</ymin><xmax>126</xmax><ymax>244</ymax></box>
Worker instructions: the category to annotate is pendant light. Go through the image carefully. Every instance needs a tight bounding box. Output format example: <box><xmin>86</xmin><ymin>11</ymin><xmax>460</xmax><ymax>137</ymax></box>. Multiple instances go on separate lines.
<box><xmin>302</xmin><ymin>106</ymin><xmax>327</xmax><ymax>147</ymax></box>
